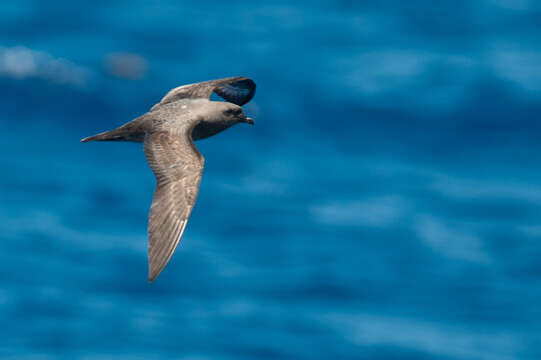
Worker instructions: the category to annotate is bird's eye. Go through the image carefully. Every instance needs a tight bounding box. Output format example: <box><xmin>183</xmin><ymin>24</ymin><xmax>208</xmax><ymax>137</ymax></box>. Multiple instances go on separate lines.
<box><xmin>224</xmin><ymin>108</ymin><xmax>242</xmax><ymax>116</ymax></box>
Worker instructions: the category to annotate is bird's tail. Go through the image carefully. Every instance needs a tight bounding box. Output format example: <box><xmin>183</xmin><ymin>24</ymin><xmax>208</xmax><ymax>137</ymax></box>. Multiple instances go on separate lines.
<box><xmin>81</xmin><ymin>129</ymin><xmax>124</xmax><ymax>142</ymax></box>
<box><xmin>80</xmin><ymin>117</ymin><xmax>146</xmax><ymax>143</ymax></box>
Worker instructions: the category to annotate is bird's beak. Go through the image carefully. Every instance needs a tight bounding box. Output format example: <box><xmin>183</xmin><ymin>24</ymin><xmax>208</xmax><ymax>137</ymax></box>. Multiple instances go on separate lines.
<box><xmin>239</xmin><ymin>116</ymin><xmax>255</xmax><ymax>125</ymax></box>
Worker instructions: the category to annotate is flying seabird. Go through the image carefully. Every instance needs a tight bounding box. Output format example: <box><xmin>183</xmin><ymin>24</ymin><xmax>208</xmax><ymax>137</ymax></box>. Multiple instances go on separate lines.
<box><xmin>81</xmin><ymin>77</ymin><xmax>256</xmax><ymax>282</ymax></box>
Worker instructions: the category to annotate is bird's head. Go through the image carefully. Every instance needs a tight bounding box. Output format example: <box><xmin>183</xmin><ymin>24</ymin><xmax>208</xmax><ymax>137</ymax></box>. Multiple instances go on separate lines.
<box><xmin>191</xmin><ymin>101</ymin><xmax>254</xmax><ymax>141</ymax></box>
<box><xmin>208</xmin><ymin>102</ymin><xmax>254</xmax><ymax>126</ymax></box>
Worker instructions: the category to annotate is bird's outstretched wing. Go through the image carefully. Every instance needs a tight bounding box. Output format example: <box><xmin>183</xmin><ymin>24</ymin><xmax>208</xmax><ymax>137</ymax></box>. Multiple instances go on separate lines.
<box><xmin>151</xmin><ymin>76</ymin><xmax>256</xmax><ymax>110</ymax></box>
<box><xmin>143</xmin><ymin>131</ymin><xmax>204</xmax><ymax>282</ymax></box>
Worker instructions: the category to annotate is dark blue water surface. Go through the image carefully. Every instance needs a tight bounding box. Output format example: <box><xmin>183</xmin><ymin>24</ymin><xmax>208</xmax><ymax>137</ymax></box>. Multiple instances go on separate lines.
<box><xmin>1</xmin><ymin>1</ymin><xmax>541</xmax><ymax>359</ymax></box>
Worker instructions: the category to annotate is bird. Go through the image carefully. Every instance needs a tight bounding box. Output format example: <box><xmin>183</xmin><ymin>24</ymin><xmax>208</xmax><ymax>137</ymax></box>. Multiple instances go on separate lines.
<box><xmin>81</xmin><ymin>77</ymin><xmax>256</xmax><ymax>282</ymax></box>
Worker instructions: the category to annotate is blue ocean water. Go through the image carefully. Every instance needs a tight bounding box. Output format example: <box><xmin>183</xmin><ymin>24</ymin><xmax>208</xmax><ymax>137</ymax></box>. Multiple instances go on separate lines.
<box><xmin>1</xmin><ymin>1</ymin><xmax>541</xmax><ymax>359</ymax></box>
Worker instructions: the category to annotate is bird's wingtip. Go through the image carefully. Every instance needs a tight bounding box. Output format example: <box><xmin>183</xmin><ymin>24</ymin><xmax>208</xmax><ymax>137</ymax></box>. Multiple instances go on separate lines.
<box><xmin>148</xmin><ymin>269</ymin><xmax>159</xmax><ymax>283</ymax></box>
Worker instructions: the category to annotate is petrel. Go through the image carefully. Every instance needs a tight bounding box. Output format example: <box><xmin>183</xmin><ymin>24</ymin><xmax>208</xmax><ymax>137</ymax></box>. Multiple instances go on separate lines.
<box><xmin>81</xmin><ymin>77</ymin><xmax>256</xmax><ymax>282</ymax></box>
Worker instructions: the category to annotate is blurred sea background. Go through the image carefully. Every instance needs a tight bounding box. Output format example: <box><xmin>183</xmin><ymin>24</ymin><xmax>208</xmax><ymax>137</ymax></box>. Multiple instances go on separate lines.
<box><xmin>1</xmin><ymin>1</ymin><xmax>541</xmax><ymax>359</ymax></box>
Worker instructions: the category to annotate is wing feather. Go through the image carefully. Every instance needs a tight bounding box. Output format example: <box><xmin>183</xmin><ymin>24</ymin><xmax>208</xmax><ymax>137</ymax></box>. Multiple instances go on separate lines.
<box><xmin>143</xmin><ymin>131</ymin><xmax>204</xmax><ymax>282</ymax></box>
<box><xmin>151</xmin><ymin>76</ymin><xmax>256</xmax><ymax>110</ymax></box>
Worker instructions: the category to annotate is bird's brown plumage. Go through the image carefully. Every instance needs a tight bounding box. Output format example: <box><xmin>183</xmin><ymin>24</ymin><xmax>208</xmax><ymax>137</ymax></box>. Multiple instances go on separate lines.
<box><xmin>144</xmin><ymin>131</ymin><xmax>204</xmax><ymax>282</ymax></box>
<box><xmin>81</xmin><ymin>76</ymin><xmax>256</xmax><ymax>281</ymax></box>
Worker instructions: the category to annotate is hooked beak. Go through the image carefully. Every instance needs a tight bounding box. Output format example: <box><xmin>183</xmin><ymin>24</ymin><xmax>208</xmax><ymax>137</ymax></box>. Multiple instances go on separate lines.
<box><xmin>239</xmin><ymin>116</ymin><xmax>255</xmax><ymax>125</ymax></box>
